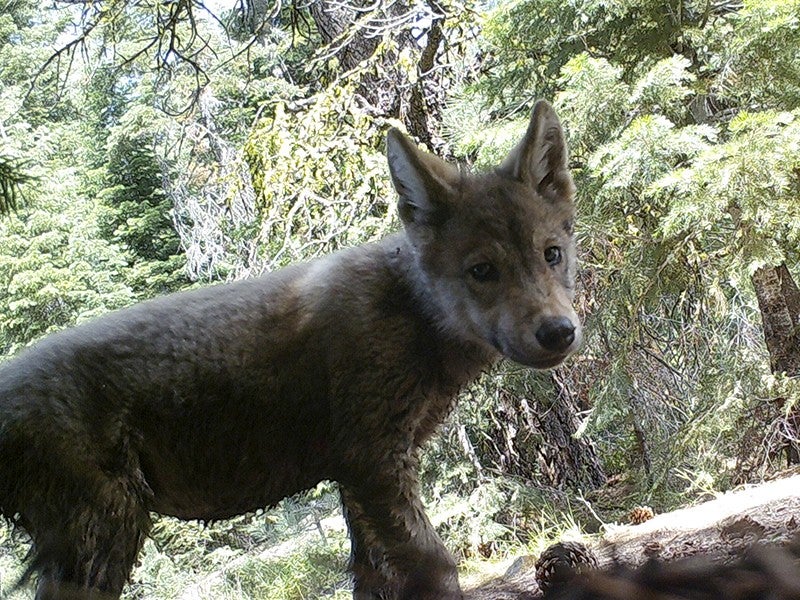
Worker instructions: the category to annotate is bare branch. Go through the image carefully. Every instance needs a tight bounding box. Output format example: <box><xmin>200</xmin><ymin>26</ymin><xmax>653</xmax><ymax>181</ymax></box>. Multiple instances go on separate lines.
<box><xmin>23</xmin><ymin>8</ymin><xmax>103</xmax><ymax>105</ymax></box>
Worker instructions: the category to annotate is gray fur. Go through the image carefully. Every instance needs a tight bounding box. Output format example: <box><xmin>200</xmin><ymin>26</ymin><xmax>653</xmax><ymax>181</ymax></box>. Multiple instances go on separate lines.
<box><xmin>0</xmin><ymin>100</ymin><xmax>579</xmax><ymax>600</ymax></box>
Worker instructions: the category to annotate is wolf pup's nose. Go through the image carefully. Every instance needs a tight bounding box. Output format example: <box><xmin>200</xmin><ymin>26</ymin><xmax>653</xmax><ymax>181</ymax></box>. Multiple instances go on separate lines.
<box><xmin>535</xmin><ymin>317</ymin><xmax>576</xmax><ymax>353</ymax></box>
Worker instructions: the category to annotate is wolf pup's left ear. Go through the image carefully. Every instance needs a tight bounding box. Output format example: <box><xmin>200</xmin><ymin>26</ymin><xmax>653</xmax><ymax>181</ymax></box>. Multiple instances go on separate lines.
<box><xmin>386</xmin><ymin>128</ymin><xmax>459</xmax><ymax>228</ymax></box>
<box><xmin>499</xmin><ymin>100</ymin><xmax>575</xmax><ymax>203</ymax></box>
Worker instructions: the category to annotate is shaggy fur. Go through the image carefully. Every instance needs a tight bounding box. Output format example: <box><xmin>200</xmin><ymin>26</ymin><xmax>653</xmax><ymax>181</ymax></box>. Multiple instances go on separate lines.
<box><xmin>0</xmin><ymin>100</ymin><xmax>580</xmax><ymax>600</ymax></box>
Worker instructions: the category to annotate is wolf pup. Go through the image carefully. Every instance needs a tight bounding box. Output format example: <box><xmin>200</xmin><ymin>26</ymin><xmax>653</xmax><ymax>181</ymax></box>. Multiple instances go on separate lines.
<box><xmin>0</xmin><ymin>100</ymin><xmax>580</xmax><ymax>600</ymax></box>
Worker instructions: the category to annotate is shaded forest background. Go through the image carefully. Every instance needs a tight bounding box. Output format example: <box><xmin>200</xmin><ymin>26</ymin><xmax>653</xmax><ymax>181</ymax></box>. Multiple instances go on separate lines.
<box><xmin>0</xmin><ymin>0</ymin><xmax>799</xmax><ymax>597</ymax></box>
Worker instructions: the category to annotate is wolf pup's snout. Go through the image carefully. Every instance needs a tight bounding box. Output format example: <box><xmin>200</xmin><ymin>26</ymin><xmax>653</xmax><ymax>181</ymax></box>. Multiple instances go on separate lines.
<box><xmin>535</xmin><ymin>316</ymin><xmax>576</xmax><ymax>353</ymax></box>
<box><xmin>1</xmin><ymin>99</ymin><xmax>585</xmax><ymax>600</ymax></box>
<box><xmin>388</xmin><ymin>99</ymin><xmax>581</xmax><ymax>372</ymax></box>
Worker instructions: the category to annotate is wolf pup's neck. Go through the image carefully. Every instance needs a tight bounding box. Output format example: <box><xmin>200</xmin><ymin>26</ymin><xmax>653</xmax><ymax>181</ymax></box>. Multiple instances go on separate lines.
<box><xmin>386</xmin><ymin>232</ymin><xmax>499</xmax><ymax>376</ymax></box>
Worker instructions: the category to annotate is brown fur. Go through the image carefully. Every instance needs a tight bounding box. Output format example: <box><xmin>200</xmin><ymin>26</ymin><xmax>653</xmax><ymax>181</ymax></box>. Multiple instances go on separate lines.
<box><xmin>0</xmin><ymin>101</ymin><xmax>579</xmax><ymax>599</ymax></box>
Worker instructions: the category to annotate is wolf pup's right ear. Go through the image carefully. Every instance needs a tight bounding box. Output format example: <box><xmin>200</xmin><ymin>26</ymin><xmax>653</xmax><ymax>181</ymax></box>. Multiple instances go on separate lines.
<box><xmin>499</xmin><ymin>100</ymin><xmax>575</xmax><ymax>203</ymax></box>
<box><xmin>386</xmin><ymin>128</ymin><xmax>459</xmax><ymax>228</ymax></box>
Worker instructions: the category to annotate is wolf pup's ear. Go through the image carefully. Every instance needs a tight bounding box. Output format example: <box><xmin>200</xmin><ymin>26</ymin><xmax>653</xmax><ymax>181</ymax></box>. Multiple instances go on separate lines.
<box><xmin>499</xmin><ymin>100</ymin><xmax>575</xmax><ymax>203</ymax></box>
<box><xmin>386</xmin><ymin>128</ymin><xmax>459</xmax><ymax>228</ymax></box>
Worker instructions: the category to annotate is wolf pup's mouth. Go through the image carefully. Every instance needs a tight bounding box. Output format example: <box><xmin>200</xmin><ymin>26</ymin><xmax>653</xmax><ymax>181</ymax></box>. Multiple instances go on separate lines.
<box><xmin>491</xmin><ymin>336</ymin><xmax>572</xmax><ymax>370</ymax></box>
<box><xmin>525</xmin><ymin>353</ymin><xmax>570</xmax><ymax>369</ymax></box>
<box><xmin>508</xmin><ymin>350</ymin><xmax>570</xmax><ymax>370</ymax></box>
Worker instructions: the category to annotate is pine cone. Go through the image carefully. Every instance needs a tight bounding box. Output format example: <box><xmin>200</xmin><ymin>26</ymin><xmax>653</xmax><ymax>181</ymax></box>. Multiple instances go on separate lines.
<box><xmin>535</xmin><ymin>541</ymin><xmax>599</xmax><ymax>593</ymax></box>
<box><xmin>628</xmin><ymin>505</ymin><xmax>655</xmax><ymax>525</ymax></box>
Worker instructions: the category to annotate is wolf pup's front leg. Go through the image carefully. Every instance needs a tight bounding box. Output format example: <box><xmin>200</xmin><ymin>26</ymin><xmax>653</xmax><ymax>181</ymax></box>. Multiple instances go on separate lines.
<box><xmin>341</xmin><ymin>472</ymin><xmax>462</xmax><ymax>600</ymax></box>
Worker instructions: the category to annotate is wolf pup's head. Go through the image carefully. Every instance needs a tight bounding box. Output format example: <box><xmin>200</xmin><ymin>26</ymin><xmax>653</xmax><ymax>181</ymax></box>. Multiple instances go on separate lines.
<box><xmin>386</xmin><ymin>100</ymin><xmax>581</xmax><ymax>369</ymax></box>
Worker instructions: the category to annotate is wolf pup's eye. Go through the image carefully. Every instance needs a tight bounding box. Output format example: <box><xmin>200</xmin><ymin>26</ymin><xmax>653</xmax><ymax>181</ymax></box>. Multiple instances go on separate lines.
<box><xmin>467</xmin><ymin>262</ymin><xmax>499</xmax><ymax>282</ymax></box>
<box><xmin>544</xmin><ymin>246</ymin><xmax>562</xmax><ymax>266</ymax></box>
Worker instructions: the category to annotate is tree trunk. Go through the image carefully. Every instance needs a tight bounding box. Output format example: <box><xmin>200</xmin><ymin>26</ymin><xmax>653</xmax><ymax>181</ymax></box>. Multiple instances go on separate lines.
<box><xmin>752</xmin><ymin>263</ymin><xmax>800</xmax><ymax>377</ymax></box>
<box><xmin>405</xmin><ymin>3</ymin><xmax>445</xmax><ymax>148</ymax></box>
<box><xmin>628</xmin><ymin>399</ymin><xmax>653</xmax><ymax>485</ymax></box>
<box><xmin>306</xmin><ymin>0</ymin><xmax>445</xmax><ymax>145</ymax></box>
<box><xmin>0</xmin><ymin>154</ymin><xmax>31</xmax><ymax>215</ymax></box>
<box><xmin>538</xmin><ymin>372</ymin><xmax>607</xmax><ymax>490</ymax></box>
<box><xmin>308</xmin><ymin>0</ymin><xmax>382</xmax><ymax>74</ymax></box>
<box><xmin>485</xmin><ymin>372</ymin><xmax>606</xmax><ymax>491</ymax></box>
<box><xmin>238</xmin><ymin>0</ymin><xmax>272</xmax><ymax>37</ymax></box>
<box><xmin>307</xmin><ymin>0</ymin><xmax>401</xmax><ymax>116</ymax></box>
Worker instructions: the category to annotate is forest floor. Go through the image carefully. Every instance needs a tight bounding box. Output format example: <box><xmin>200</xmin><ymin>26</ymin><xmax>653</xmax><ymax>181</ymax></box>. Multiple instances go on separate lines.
<box><xmin>465</xmin><ymin>472</ymin><xmax>800</xmax><ymax>599</ymax></box>
<box><xmin>2</xmin><ymin>475</ymin><xmax>799</xmax><ymax>599</ymax></box>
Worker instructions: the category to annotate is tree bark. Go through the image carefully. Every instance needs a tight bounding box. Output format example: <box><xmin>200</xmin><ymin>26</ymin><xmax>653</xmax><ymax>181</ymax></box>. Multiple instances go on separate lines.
<box><xmin>406</xmin><ymin>6</ymin><xmax>445</xmax><ymax>148</ymax></box>
<box><xmin>308</xmin><ymin>0</ymin><xmax>382</xmax><ymax>74</ymax></box>
<box><xmin>306</xmin><ymin>0</ymin><xmax>445</xmax><ymax>145</ymax></box>
<box><xmin>752</xmin><ymin>263</ymin><xmax>800</xmax><ymax>377</ymax></box>
<box><xmin>538</xmin><ymin>372</ymin><xmax>607</xmax><ymax>490</ymax></box>
<box><xmin>485</xmin><ymin>372</ymin><xmax>606</xmax><ymax>491</ymax></box>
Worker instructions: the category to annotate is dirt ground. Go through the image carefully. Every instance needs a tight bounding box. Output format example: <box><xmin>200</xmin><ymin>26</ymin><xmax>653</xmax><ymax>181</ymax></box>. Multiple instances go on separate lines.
<box><xmin>465</xmin><ymin>474</ymin><xmax>800</xmax><ymax>599</ymax></box>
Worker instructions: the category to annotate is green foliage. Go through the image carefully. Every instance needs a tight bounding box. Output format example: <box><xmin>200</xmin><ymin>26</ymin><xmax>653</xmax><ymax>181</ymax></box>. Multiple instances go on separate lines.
<box><xmin>223</xmin><ymin>536</ymin><xmax>350</xmax><ymax>600</ymax></box>
<box><xmin>208</xmin><ymin>32</ymin><xmax>305</xmax><ymax>144</ymax></box>
<box><xmin>428</xmin><ymin>473</ymin><xmax>586</xmax><ymax>561</ymax></box>
<box><xmin>552</xmin><ymin>55</ymin><xmax>628</xmax><ymax>159</ymax></box>
<box><xmin>0</xmin><ymin>170</ymin><xmax>134</xmax><ymax>354</ymax></box>
<box><xmin>711</xmin><ymin>0</ymin><xmax>800</xmax><ymax>107</ymax></box>
<box><xmin>2</xmin><ymin>0</ymin><xmax>800</xmax><ymax>595</ymax></box>
<box><xmin>0</xmin><ymin>2</ymin><xmax>76</xmax><ymax>126</ymax></box>
<box><xmin>447</xmin><ymin>0</ymin><xmax>800</xmax><ymax>508</ymax></box>
<box><xmin>116</xmin><ymin>496</ymin><xmax>351</xmax><ymax>600</ymax></box>
<box><xmin>91</xmin><ymin>105</ymin><xmax>187</xmax><ymax>296</ymax></box>
<box><xmin>592</xmin><ymin>115</ymin><xmax>702</xmax><ymax>195</ymax></box>
<box><xmin>245</xmin><ymin>87</ymin><xmax>396</xmax><ymax>267</ymax></box>
<box><xmin>477</xmin><ymin>0</ymin><xmax>711</xmax><ymax>112</ymax></box>
<box><xmin>0</xmin><ymin>522</ymin><xmax>30</xmax><ymax>600</ymax></box>
<box><xmin>444</xmin><ymin>100</ymin><xmax>529</xmax><ymax>170</ymax></box>
<box><xmin>653</xmin><ymin>109</ymin><xmax>800</xmax><ymax>278</ymax></box>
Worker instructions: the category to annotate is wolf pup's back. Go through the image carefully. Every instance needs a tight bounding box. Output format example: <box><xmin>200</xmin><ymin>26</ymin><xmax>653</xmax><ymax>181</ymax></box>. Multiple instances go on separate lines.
<box><xmin>0</xmin><ymin>100</ymin><xmax>580</xmax><ymax>600</ymax></box>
